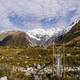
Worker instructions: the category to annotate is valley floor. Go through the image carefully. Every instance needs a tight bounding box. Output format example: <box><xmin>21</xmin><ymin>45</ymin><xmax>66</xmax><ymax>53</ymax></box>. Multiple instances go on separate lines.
<box><xmin>0</xmin><ymin>46</ymin><xmax>80</xmax><ymax>80</ymax></box>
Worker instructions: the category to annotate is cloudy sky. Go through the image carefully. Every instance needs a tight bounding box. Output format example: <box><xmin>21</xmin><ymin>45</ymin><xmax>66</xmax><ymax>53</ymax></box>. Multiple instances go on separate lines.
<box><xmin>0</xmin><ymin>0</ymin><xmax>80</xmax><ymax>32</ymax></box>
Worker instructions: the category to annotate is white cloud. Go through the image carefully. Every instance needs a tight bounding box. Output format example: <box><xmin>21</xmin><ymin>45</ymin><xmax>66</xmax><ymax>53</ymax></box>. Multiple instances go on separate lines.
<box><xmin>0</xmin><ymin>0</ymin><xmax>80</xmax><ymax>32</ymax></box>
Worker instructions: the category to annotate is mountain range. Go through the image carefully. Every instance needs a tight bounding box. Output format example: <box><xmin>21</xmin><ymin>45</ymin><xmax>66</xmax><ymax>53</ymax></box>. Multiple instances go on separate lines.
<box><xmin>0</xmin><ymin>19</ymin><xmax>80</xmax><ymax>48</ymax></box>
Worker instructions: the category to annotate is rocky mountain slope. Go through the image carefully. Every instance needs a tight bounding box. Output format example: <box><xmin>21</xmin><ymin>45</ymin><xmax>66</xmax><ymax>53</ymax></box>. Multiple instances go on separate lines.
<box><xmin>55</xmin><ymin>20</ymin><xmax>80</xmax><ymax>47</ymax></box>
<box><xmin>0</xmin><ymin>31</ymin><xmax>32</xmax><ymax>48</ymax></box>
<box><xmin>0</xmin><ymin>19</ymin><xmax>80</xmax><ymax>47</ymax></box>
<box><xmin>44</xmin><ymin>20</ymin><xmax>80</xmax><ymax>46</ymax></box>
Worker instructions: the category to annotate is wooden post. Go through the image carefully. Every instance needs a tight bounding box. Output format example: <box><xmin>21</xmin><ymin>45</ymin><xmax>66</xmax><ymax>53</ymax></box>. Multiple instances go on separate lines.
<box><xmin>62</xmin><ymin>43</ymin><xmax>65</xmax><ymax>80</ymax></box>
<box><xmin>53</xmin><ymin>42</ymin><xmax>55</xmax><ymax>78</ymax></box>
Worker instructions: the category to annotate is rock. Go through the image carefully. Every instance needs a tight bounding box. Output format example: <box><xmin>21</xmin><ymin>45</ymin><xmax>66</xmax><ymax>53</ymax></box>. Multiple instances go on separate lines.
<box><xmin>0</xmin><ymin>76</ymin><xmax>7</xmax><ymax>80</ymax></box>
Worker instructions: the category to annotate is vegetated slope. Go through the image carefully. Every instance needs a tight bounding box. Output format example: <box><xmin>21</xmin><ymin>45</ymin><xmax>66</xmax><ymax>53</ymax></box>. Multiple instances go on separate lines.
<box><xmin>55</xmin><ymin>20</ymin><xmax>80</xmax><ymax>46</ymax></box>
<box><xmin>0</xmin><ymin>31</ymin><xmax>32</xmax><ymax>48</ymax></box>
<box><xmin>0</xmin><ymin>47</ymin><xmax>52</xmax><ymax>66</ymax></box>
<box><xmin>0</xmin><ymin>46</ymin><xmax>53</xmax><ymax>80</ymax></box>
<box><xmin>54</xmin><ymin>20</ymin><xmax>80</xmax><ymax>67</ymax></box>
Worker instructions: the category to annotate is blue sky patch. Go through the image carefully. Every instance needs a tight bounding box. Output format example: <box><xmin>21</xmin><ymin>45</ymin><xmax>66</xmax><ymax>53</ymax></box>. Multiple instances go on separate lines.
<box><xmin>40</xmin><ymin>17</ymin><xmax>59</xmax><ymax>28</ymax></box>
<box><xmin>8</xmin><ymin>13</ymin><xmax>25</xmax><ymax>27</ymax></box>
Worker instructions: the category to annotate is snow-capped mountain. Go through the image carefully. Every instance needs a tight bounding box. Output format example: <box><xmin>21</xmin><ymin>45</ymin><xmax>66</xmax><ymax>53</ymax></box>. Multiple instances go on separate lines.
<box><xmin>26</xmin><ymin>28</ymin><xmax>65</xmax><ymax>45</ymax></box>
<box><xmin>65</xmin><ymin>18</ymin><xmax>80</xmax><ymax>33</ymax></box>
<box><xmin>0</xmin><ymin>19</ymin><xmax>79</xmax><ymax>46</ymax></box>
<box><xmin>45</xmin><ymin>19</ymin><xmax>80</xmax><ymax>45</ymax></box>
<box><xmin>27</xmin><ymin>28</ymin><xmax>62</xmax><ymax>40</ymax></box>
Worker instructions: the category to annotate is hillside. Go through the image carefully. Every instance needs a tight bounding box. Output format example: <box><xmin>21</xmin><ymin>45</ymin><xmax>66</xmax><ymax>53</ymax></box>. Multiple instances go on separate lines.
<box><xmin>0</xmin><ymin>31</ymin><xmax>32</xmax><ymax>48</ymax></box>
<box><xmin>54</xmin><ymin>20</ymin><xmax>80</xmax><ymax>68</ymax></box>
<box><xmin>53</xmin><ymin>20</ymin><xmax>80</xmax><ymax>47</ymax></box>
<box><xmin>61</xmin><ymin>20</ymin><xmax>80</xmax><ymax>43</ymax></box>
